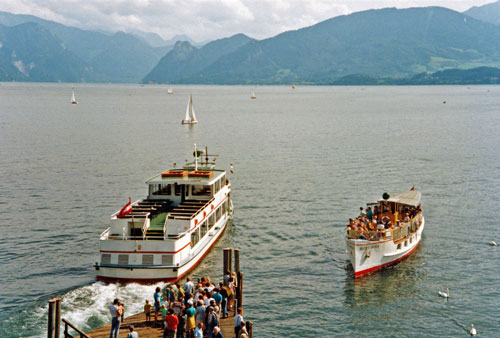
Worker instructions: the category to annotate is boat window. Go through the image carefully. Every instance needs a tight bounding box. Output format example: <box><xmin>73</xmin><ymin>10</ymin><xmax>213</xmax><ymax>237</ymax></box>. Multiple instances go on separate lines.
<box><xmin>221</xmin><ymin>175</ymin><xmax>225</xmax><ymax>187</ymax></box>
<box><xmin>208</xmin><ymin>213</ymin><xmax>215</xmax><ymax>228</ymax></box>
<box><xmin>174</xmin><ymin>184</ymin><xmax>182</xmax><ymax>196</ymax></box>
<box><xmin>192</xmin><ymin>185</ymin><xmax>211</xmax><ymax>196</ymax></box>
<box><xmin>201</xmin><ymin>220</ymin><xmax>208</xmax><ymax>237</ymax></box>
<box><xmin>404</xmin><ymin>241</ymin><xmax>408</xmax><ymax>247</ymax></box>
<box><xmin>191</xmin><ymin>228</ymin><xmax>200</xmax><ymax>247</ymax></box>
<box><xmin>215</xmin><ymin>180</ymin><xmax>220</xmax><ymax>193</ymax></box>
<box><xmin>222</xmin><ymin>200</ymin><xmax>227</xmax><ymax>215</ymax></box>
<box><xmin>101</xmin><ymin>254</ymin><xmax>111</xmax><ymax>264</ymax></box>
<box><xmin>397</xmin><ymin>243</ymin><xmax>402</xmax><ymax>250</ymax></box>
<box><xmin>216</xmin><ymin>206</ymin><xmax>221</xmax><ymax>221</ymax></box>
<box><xmin>410</xmin><ymin>237</ymin><xmax>413</xmax><ymax>244</ymax></box>
<box><xmin>118</xmin><ymin>254</ymin><xmax>129</xmax><ymax>265</ymax></box>
<box><xmin>142</xmin><ymin>254</ymin><xmax>154</xmax><ymax>265</ymax></box>
<box><xmin>162</xmin><ymin>255</ymin><xmax>173</xmax><ymax>265</ymax></box>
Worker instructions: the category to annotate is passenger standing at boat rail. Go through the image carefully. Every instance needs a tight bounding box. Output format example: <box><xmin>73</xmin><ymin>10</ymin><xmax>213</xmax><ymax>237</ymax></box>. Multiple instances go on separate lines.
<box><xmin>367</xmin><ymin>207</ymin><xmax>373</xmax><ymax>221</ymax></box>
<box><xmin>359</xmin><ymin>207</ymin><xmax>366</xmax><ymax>218</ymax></box>
<box><xmin>108</xmin><ymin>298</ymin><xmax>122</xmax><ymax>338</ymax></box>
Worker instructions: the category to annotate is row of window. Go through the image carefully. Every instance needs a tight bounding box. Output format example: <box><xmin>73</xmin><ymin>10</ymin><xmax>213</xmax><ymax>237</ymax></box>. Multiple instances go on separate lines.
<box><xmin>191</xmin><ymin>199</ymin><xmax>229</xmax><ymax>247</ymax></box>
<box><xmin>101</xmin><ymin>253</ymin><xmax>173</xmax><ymax>265</ymax></box>
<box><xmin>150</xmin><ymin>174</ymin><xmax>227</xmax><ymax>197</ymax></box>
<box><xmin>396</xmin><ymin>236</ymin><xmax>414</xmax><ymax>250</ymax></box>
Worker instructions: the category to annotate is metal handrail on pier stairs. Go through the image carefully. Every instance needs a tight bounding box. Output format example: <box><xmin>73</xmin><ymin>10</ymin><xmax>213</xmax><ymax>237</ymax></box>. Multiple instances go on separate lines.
<box><xmin>62</xmin><ymin>319</ymin><xmax>91</xmax><ymax>338</ymax></box>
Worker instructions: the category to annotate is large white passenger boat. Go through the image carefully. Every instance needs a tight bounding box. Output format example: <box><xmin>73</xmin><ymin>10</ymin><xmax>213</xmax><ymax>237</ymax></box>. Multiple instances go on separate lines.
<box><xmin>95</xmin><ymin>146</ymin><xmax>232</xmax><ymax>283</ymax></box>
<box><xmin>345</xmin><ymin>190</ymin><xmax>424</xmax><ymax>277</ymax></box>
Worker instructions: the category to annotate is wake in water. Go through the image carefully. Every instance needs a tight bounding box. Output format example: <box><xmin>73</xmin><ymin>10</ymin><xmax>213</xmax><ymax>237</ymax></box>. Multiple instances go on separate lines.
<box><xmin>34</xmin><ymin>282</ymin><xmax>167</xmax><ymax>337</ymax></box>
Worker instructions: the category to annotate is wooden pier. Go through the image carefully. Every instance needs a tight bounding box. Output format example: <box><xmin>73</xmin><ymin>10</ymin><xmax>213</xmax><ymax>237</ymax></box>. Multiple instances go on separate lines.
<box><xmin>49</xmin><ymin>248</ymin><xmax>252</xmax><ymax>338</ymax></box>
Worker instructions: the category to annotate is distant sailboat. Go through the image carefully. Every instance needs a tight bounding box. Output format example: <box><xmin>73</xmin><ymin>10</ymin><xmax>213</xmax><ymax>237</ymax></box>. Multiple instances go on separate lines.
<box><xmin>167</xmin><ymin>87</ymin><xmax>173</xmax><ymax>94</ymax></box>
<box><xmin>250</xmin><ymin>91</ymin><xmax>256</xmax><ymax>99</ymax></box>
<box><xmin>71</xmin><ymin>87</ymin><xmax>78</xmax><ymax>104</ymax></box>
<box><xmin>292</xmin><ymin>84</ymin><xmax>296</xmax><ymax>89</ymax></box>
<box><xmin>182</xmin><ymin>94</ymin><xmax>198</xmax><ymax>124</ymax></box>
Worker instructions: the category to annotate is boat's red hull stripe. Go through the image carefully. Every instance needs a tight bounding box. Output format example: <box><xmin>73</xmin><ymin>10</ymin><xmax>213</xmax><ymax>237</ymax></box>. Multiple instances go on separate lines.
<box><xmin>354</xmin><ymin>240</ymin><xmax>420</xmax><ymax>277</ymax></box>
<box><xmin>96</xmin><ymin>222</ymin><xmax>227</xmax><ymax>284</ymax></box>
<box><xmin>100</xmin><ymin>242</ymin><xmax>191</xmax><ymax>254</ymax></box>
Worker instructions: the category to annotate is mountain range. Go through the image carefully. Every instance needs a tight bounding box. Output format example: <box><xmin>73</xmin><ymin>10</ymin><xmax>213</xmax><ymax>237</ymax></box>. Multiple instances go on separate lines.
<box><xmin>2</xmin><ymin>2</ymin><xmax>500</xmax><ymax>84</ymax></box>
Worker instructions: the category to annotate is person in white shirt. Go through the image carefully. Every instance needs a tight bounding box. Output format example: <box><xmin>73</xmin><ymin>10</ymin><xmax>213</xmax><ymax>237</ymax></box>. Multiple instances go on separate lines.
<box><xmin>126</xmin><ymin>325</ymin><xmax>139</xmax><ymax>338</ymax></box>
<box><xmin>193</xmin><ymin>322</ymin><xmax>203</xmax><ymax>338</ymax></box>
<box><xmin>234</xmin><ymin>308</ymin><xmax>244</xmax><ymax>337</ymax></box>
<box><xmin>108</xmin><ymin>298</ymin><xmax>122</xmax><ymax>338</ymax></box>
<box><xmin>184</xmin><ymin>277</ymin><xmax>195</xmax><ymax>299</ymax></box>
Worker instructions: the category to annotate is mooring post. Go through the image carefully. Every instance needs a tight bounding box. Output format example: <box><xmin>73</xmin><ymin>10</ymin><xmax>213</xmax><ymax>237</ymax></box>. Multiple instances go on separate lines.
<box><xmin>54</xmin><ymin>298</ymin><xmax>61</xmax><ymax>338</ymax></box>
<box><xmin>223</xmin><ymin>248</ymin><xmax>232</xmax><ymax>275</ymax></box>
<box><xmin>48</xmin><ymin>299</ymin><xmax>55</xmax><ymax>338</ymax></box>
<box><xmin>237</xmin><ymin>271</ymin><xmax>243</xmax><ymax>309</ymax></box>
<box><xmin>234</xmin><ymin>248</ymin><xmax>240</xmax><ymax>274</ymax></box>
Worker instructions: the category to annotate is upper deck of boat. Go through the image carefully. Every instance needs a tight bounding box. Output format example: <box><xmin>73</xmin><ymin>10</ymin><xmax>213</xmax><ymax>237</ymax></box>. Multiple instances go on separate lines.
<box><xmin>145</xmin><ymin>167</ymin><xmax>226</xmax><ymax>186</ymax></box>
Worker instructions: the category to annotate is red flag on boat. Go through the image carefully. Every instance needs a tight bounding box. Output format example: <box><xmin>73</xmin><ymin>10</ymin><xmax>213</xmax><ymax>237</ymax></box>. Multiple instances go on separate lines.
<box><xmin>117</xmin><ymin>198</ymin><xmax>132</xmax><ymax>218</ymax></box>
<box><xmin>410</xmin><ymin>186</ymin><xmax>415</xmax><ymax>191</ymax></box>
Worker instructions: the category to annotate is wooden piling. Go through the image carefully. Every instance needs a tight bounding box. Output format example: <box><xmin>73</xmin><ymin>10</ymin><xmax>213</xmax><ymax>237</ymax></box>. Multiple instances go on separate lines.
<box><xmin>223</xmin><ymin>248</ymin><xmax>232</xmax><ymax>275</ymax></box>
<box><xmin>47</xmin><ymin>299</ymin><xmax>55</xmax><ymax>338</ymax></box>
<box><xmin>234</xmin><ymin>248</ymin><xmax>240</xmax><ymax>274</ymax></box>
<box><xmin>237</xmin><ymin>271</ymin><xmax>243</xmax><ymax>308</ymax></box>
<box><xmin>54</xmin><ymin>298</ymin><xmax>61</xmax><ymax>338</ymax></box>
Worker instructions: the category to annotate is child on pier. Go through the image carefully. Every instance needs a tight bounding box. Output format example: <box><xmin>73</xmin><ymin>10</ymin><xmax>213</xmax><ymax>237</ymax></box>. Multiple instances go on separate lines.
<box><xmin>144</xmin><ymin>299</ymin><xmax>152</xmax><ymax>324</ymax></box>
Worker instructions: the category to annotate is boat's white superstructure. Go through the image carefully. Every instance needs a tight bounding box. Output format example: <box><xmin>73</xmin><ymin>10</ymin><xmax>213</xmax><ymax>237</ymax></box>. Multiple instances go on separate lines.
<box><xmin>71</xmin><ymin>87</ymin><xmax>78</xmax><ymax>104</ymax></box>
<box><xmin>345</xmin><ymin>190</ymin><xmax>424</xmax><ymax>277</ymax></box>
<box><xmin>168</xmin><ymin>87</ymin><xmax>174</xmax><ymax>94</ymax></box>
<box><xmin>182</xmin><ymin>94</ymin><xmax>197</xmax><ymax>124</ymax></box>
<box><xmin>95</xmin><ymin>146</ymin><xmax>232</xmax><ymax>283</ymax></box>
<box><xmin>250</xmin><ymin>91</ymin><xmax>256</xmax><ymax>99</ymax></box>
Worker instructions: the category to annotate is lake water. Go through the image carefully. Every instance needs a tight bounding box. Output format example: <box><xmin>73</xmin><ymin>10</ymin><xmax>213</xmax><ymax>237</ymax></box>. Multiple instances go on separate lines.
<box><xmin>1</xmin><ymin>83</ymin><xmax>499</xmax><ymax>337</ymax></box>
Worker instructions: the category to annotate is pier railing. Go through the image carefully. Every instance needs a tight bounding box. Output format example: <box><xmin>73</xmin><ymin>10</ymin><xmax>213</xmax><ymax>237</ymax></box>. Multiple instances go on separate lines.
<box><xmin>62</xmin><ymin>319</ymin><xmax>91</xmax><ymax>338</ymax></box>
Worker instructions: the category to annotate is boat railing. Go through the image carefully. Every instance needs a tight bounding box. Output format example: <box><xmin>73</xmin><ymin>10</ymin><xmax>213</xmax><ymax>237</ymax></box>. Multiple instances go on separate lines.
<box><xmin>346</xmin><ymin>213</ymin><xmax>422</xmax><ymax>241</ymax></box>
<box><xmin>163</xmin><ymin>213</ymin><xmax>169</xmax><ymax>239</ymax></box>
<box><xmin>100</xmin><ymin>227</ymin><xmax>110</xmax><ymax>240</ymax></box>
<box><xmin>142</xmin><ymin>213</ymin><xmax>151</xmax><ymax>240</ymax></box>
<box><xmin>191</xmin><ymin>197</ymin><xmax>215</xmax><ymax>219</ymax></box>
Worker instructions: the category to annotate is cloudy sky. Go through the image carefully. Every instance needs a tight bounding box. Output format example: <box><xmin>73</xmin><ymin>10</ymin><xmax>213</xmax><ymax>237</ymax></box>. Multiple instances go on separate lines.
<box><xmin>0</xmin><ymin>0</ymin><xmax>494</xmax><ymax>42</ymax></box>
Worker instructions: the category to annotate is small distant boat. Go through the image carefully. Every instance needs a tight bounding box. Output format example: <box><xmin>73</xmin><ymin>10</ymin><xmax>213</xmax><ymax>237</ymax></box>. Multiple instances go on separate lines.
<box><xmin>250</xmin><ymin>91</ymin><xmax>256</xmax><ymax>99</ymax></box>
<box><xmin>182</xmin><ymin>94</ymin><xmax>198</xmax><ymax>124</ymax></box>
<box><xmin>292</xmin><ymin>84</ymin><xmax>296</xmax><ymax>89</ymax></box>
<box><xmin>167</xmin><ymin>87</ymin><xmax>173</xmax><ymax>94</ymax></box>
<box><xmin>71</xmin><ymin>87</ymin><xmax>78</xmax><ymax>104</ymax></box>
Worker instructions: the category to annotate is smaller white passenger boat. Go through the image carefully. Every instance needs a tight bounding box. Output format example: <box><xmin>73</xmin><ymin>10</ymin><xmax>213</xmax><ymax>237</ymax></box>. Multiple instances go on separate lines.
<box><xmin>168</xmin><ymin>87</ymin><xmax>174</xmax><ymax>94</ymax></box>
<box><xmin>250</xmin><ymin>91</ymin><xmax>256</xmax><ymax>99</ymax></box>
<box><xmin>71</xmin><ymin>87</ymin><xmax>78</xmax><ymax>104</ymax></box>
<box><xmin>182</xmin><ymin>94</ymin><xmax>198</xmax><ymax>124</ymax></box>
<box><xmin>345</xmin><ymin>190</ymin><xmax>424</xmax><ymax>277</ymax></box>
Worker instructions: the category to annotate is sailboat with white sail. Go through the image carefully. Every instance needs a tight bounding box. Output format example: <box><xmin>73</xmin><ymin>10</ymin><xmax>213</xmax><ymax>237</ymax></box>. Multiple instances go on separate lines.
<box><xmin>167</xmin><ymin>87</ymin><xmax>173</xmax><ymax>94</ymax></box>
<box><xmin>71</xmin><ymin>87</ymin><xmax>78</xmax><ymax>104</ymax></box>
<box><xmin>250</xmin><ymin>91</ymin><xmax>256</xmax><ymax>99</ymax></box>
<box><xmin>182</xmin><ymin>94</ymin><xmax>198</xmax><ymax>124</ymax></box>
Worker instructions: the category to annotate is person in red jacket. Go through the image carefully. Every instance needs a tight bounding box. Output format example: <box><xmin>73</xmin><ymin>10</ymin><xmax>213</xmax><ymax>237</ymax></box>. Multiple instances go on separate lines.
<box><xmin>163</xmin><ymin>308</ymin><xmax>179</xmax><ymax>338</ymax></box>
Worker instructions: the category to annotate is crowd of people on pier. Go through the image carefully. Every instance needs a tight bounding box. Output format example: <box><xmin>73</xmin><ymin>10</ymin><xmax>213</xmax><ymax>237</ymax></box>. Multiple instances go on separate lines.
<box><xmin>108</xmin><ymin>271</ymin><xmax>250</xmax><ymax>338</ymax></box>
<box><xmin>346</xmin><ymin>204</ymin><xmax>421</xmax><ymax>240</ymax></box>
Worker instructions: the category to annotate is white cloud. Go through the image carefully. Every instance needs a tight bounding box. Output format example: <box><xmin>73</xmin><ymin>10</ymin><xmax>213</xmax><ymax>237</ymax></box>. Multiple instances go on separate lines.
<box><xmin>0</xmin><ymin>0</ymin><xmax>494</xmax><ymax>42</ymax></box>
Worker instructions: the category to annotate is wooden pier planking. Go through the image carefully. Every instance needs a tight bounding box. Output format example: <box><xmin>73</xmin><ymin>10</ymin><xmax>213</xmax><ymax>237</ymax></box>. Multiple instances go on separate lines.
<box><xmin>82</xmin><ymin>311</ymin><xmax>236</xmax><ymax>338</ymax></box>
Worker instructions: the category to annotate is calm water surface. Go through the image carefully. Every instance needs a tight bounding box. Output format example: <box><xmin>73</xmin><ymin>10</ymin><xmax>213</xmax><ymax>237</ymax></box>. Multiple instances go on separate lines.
<box><xmin>0</xmin><ymin>83</ymin><xmax>499</xmax><ymax>337</ymax></box>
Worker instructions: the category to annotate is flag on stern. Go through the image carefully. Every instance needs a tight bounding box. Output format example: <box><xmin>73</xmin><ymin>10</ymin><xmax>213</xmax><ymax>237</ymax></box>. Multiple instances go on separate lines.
<box><xmin>117</xmin><ymin>198</ymin><xmax>132</xmax><ymax>218</ymax></box>
<box><xmin>410</xmin><ymin>186</ymin><xmax>415</xmax><ymax>191</ymax></box>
